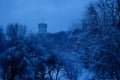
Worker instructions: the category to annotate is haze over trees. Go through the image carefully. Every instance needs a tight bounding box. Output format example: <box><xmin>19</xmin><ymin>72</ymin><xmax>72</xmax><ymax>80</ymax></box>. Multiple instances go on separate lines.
<box><xmin>0</xmin><ymin>0</ymin><xmax>120</xmax><ymax>80</ymax></box>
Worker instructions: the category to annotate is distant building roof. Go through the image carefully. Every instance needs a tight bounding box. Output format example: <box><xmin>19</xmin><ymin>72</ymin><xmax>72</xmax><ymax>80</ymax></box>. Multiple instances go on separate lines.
<box><xmin>38</xmin><ymin>23</ymin><xmax>47</xmax><ymax>28</ymax></box>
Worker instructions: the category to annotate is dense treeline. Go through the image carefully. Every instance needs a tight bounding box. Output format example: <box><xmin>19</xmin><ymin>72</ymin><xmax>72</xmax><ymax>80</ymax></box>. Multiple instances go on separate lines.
<box><xmin>0</xmin><ymin>0</ymin><xmax>120</xmax><ymax>80</ymax></box>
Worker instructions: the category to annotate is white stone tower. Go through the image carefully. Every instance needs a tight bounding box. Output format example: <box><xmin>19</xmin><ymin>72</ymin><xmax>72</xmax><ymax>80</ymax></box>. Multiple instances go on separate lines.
<box><xmin>38</xmin><ymin>23</ymin><xmax>47</xmax><ymax>34</ymax></box>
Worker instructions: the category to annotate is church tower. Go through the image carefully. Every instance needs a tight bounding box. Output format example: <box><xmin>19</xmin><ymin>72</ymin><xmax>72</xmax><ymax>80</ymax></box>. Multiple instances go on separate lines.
<box><xmin>38</xmin><ymin>23</ymin><xmax>47</xmax><ymax>34</ymax></box>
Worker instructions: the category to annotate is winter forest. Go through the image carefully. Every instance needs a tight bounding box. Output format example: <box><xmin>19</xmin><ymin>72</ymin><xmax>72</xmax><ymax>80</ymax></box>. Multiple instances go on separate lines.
<box><xmin>0</xmin><ymin>0</ymin><xmax>120</xmax><ymax>80</ymax></box>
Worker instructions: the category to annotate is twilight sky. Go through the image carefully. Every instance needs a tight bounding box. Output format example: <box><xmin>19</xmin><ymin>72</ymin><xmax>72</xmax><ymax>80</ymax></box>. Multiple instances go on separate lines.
<box><xmin>0</xmin><ymin>0</ymin><xmax>91</xmax><ymax>33</ymax></box>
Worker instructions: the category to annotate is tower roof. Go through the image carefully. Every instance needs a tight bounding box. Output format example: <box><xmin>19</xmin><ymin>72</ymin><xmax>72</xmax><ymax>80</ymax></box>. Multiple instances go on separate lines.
<box><xmin>38</xmin><ymin>23</ymin><xmax>47</xmax><ymax>28</ymax></box>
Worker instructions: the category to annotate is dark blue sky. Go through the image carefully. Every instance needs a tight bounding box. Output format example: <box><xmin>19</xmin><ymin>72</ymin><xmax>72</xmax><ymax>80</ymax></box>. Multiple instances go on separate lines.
<box><xmin>0</xmin><ymin>0</ymin><xmax>91</xmax><ymax>33</ymax></box>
